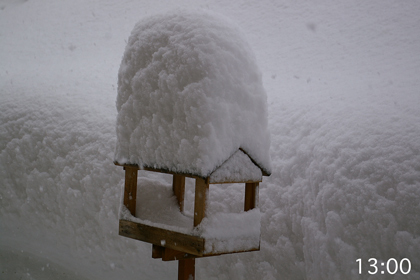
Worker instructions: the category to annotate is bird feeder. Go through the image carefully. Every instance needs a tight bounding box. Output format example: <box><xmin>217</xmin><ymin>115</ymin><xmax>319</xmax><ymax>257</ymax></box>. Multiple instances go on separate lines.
<box><xmin>114</xmin><ymin>10</ymin><xmax>271</xmax><ymax>280</ymax></box>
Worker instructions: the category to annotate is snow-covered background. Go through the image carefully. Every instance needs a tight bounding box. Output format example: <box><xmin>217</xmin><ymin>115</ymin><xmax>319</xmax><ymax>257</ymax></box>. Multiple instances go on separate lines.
<box><xmin>1</xmin><ymin>0</ymin><xmax>419</xmax><ymax>279</ymax></box>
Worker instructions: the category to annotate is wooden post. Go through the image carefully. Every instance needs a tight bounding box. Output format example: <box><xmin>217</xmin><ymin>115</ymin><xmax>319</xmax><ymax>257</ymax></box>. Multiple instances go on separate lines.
<box><xmin>176</xmin><ymin>177</ymin><xmax>209</xmax><ymax>280</ymax></box>
<box><xmin>173</xmin><ymin>174</ymin><xmax>186</xmax><ymax>212</ymax></box>
<box><xmin>174</xmin><ymin>174</ymin><xmax>191</xmax><ymax>279</ymax></box>
<box><xmin>178</xmin><ymin>259</ymin><xmax>195</xmax><ymax>280</ymax></box>
<box><xmin>244</xmin><ymin>182</ymin><xmax>259</xmax><ymax>211</ymax></box>
<box><xmin>124</xmin><ymin>166</ymin><xmax>138</xmax><ymax>216</ymax></box>
<box><xmin>194</xmin><ymin>177</ymin><xmax>209</xmax><ymax>227</ymax></box>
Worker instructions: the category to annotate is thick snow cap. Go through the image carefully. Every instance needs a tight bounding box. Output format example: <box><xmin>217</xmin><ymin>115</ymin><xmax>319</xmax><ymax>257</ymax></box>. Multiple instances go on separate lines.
<box><xmin>115</xmin><ymin>9</ymin><xmax>271</xmax><ymax>179</ymax></box>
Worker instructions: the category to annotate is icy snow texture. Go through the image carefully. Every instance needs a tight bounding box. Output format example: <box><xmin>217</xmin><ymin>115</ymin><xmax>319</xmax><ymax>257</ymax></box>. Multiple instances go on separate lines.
<box><xmin>1</xmin><ymin>1</ymin><xmax>420</xmax><ymax>280</ymax></box>
<box><xmin>197</xmin><ymin>209</ymin><xmax>261</xmax><ymax>253</ymax></box>
<box><xmin>115</xmin><ymin>10</ymin><xmax>271</xmax><ymax>178</ymax></box>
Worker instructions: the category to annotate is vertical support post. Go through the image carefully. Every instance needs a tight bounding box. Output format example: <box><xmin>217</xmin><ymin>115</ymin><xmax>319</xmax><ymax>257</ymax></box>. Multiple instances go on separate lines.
<box><xmin>123</xmin><ymin>166</ymin><xmax>138</xmax><ymax>216</ymax></box>
<box><xmin>174</xmin><ymin>174</ymin><xmax>188</xmax><ymax>278</ymax></box>
<box><xmin>244</xmin><ymin>182</ymin><xmax>259</xmax><ymax>211</ymax></box>
<box><xmin>178</xmin><ymin>259</ymin><xmax>195</xmax><ymax>280</ymax></box>
<box><xmin>177</xmin><ymin>177</ymin><xmax>209</xmax><ymax>280</ymax></box>
<box><xmin>194</xmin><ymin>177</ymin><xmax>209</xmax><ymax>227</ymax></box>
<box><xmin>173</xmin><ymin>174</ymin><xmax>186</xmax><ymax>212</ymax></box>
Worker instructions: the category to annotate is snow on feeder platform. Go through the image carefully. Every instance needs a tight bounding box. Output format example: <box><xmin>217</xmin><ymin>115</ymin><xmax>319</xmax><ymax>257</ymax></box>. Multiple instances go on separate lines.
<box><xmin>113</xmin><ymin>9</ymin><xmax>271</xmax><ymax>276</ymax></box>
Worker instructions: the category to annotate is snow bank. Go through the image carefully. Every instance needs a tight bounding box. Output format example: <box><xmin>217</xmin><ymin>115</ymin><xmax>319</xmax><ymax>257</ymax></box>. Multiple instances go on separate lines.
<box><xmin>254</xmin><ymin>94</ymin><xmax>420</xmax><ymax>279</ymax></box>
<box><xmin>114</xmin><ymin>10</ymin><xmax>271</xmax><ymax>178</ymax></box>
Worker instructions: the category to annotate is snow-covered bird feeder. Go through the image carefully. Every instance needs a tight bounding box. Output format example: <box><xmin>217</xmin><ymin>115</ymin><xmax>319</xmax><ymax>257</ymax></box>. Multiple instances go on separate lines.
<box><xmin>114</xmin><ymin>9</ymin><xmax>271</xmax><ymax>276</ymax></box>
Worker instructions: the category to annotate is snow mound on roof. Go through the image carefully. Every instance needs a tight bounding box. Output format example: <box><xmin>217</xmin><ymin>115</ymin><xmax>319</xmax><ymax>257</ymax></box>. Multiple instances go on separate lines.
<box><xmin>209</xmin><ymin>149</ymin><xmax>263</xmax><ymax>183</ymax></box>
<box><xmin>114</xmin><ymin>9</ymin><xmax>271</xmax><ymax>178</ymax></box>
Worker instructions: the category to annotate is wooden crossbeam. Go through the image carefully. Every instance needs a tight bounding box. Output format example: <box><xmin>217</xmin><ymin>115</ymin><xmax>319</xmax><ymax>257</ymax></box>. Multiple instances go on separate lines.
<box><xmin>119</xmin><ymin>220</ymin><xmax>204</xmax><ymax>256</ymax></box>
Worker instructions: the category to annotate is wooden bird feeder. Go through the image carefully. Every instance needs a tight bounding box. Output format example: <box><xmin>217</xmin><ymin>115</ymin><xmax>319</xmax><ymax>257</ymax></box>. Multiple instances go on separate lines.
<box><xmin>114</xmin><ymin>10</ymin><xmax>272</xmax><ymax>279</ymax></box>
<box><xmin>115</xmin><ymin>148</ymin><xmax>269</xmax><ymax>279</ymax></box>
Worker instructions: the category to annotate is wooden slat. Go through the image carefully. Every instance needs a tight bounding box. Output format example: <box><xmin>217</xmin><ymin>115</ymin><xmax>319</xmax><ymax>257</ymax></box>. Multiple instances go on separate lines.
<box><xmin>114</xmin><ymin>161</ymin><xmax>205</xmax><ymax>180</ymax></box>
<box><xmin>124</xmin><ymin>166</ymin><xmax>139</xmax><ymax>216</ymax></box>
<box><xmin>173</xmin><ymin>174</ymin><xmax>186</xmax><ymax>212</ymax></box>
<box><xmin>119</xmin><ymin>220</ymin><xmax>204</xmax><ymax>256</ymax></box>
<box><xmin>143</xmin><ymin>166</ymin><xmax>203</xmax><ymax>180</ymax></box>
<box><xmin>244</xmin><ymin>182</ymin><xmax>259</xmax><ymax>211</ymax></box>
<box><xmin>200</xmin><ymin>246</ymin><xmax>261</xmax><ymax>258</ymax></box>
<box><xmin>209</xmin><ymin>178</ymin><xmax>262</xmax><ymax>184</ymax></box>
<box><xmin>194</xmin><ymin>178</ymin><xmax>209</xmax><ymax>227</ymax></box>
<box><xmin>157</xmin><ymin>246</ymin><xmax>260</xmax><ymax>261</ymax></box>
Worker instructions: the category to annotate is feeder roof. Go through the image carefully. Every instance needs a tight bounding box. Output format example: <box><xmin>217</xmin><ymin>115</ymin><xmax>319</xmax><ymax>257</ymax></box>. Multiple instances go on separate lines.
<box><xmin>114</xmin><ymin>9</ymin><xmax>271</xmax><ymax>180</ymax></box>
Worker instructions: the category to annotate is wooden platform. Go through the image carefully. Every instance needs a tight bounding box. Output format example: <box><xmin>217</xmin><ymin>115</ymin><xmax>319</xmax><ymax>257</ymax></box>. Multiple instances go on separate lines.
<box><xmin>116</xmin><ymin>162</ymin><xmax>262</xmax><ymax>279</ymax></box>
<box><xmin>116</xmin><ymin>163</ymin><xmax>260</xmax><ymax>265</ymax></box>
<box><xmin>119</xmin><ymin>219</ymin><xmax>260</xmax><ymax>261</ymax></box>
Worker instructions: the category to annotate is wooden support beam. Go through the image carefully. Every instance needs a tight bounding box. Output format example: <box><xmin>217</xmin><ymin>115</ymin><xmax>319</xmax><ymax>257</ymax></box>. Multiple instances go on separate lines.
<box><xmin>119</xmin><ymin>220</ymin><xmax>204</xmax><ymax>256</ymax></box>
<box><xmin>244</xmin><ymin>182</ymin><xmax>259</xmax><ymax>211</ymax></box>
<box><xmin>173</xmin><ymin>174</ymin><xmax>186</xmax><ymax>212</ymax></box>
<box><xmin>124</xmin><ymin>166</ymin><xmax>138</xmax><ymax>216</ymax></box>
<box><xmin>162</xmin><ymin>248</ymin><xmax>190</xmax><ymax>261</ymax></box>
<box><xmin>194</xmin><ymin>178</ymin><xmax>209</xmax><ymax>227</ymax></box>
<box><xmin>153</xmin><ymin>246</ymin><xmax>198</xmax><ymax>262</ymax></box>
<box><xmin>152</xmin><ymin>244</ymin><xmax>164</xmax><ymax>259</ymax></box>
<box><xmin>178</xmin><ymin>259</ymin><xmax>195</xmax><ymax>280</ymax></box>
